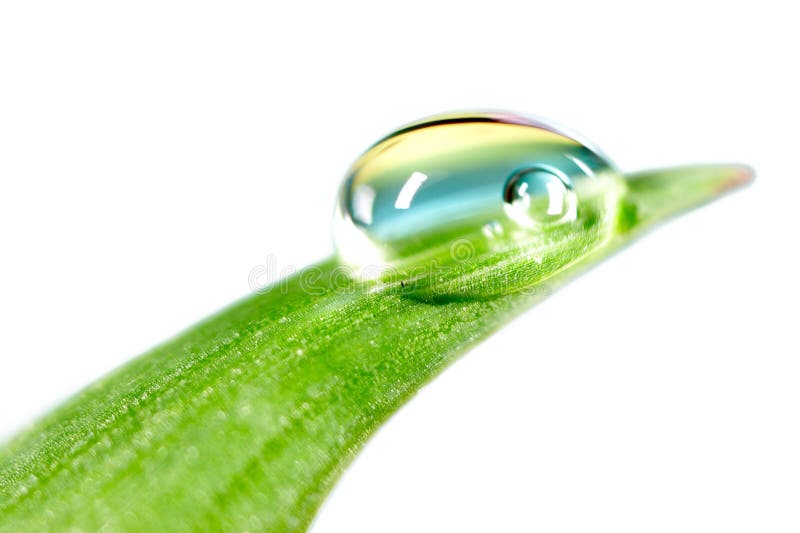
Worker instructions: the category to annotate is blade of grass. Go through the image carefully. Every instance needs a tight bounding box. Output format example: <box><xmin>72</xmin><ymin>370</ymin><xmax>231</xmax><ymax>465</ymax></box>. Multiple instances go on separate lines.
<box><xmin>0</xmin><ymin>165</ymin><xmax>752</xmax><ymax>531</ymax></box>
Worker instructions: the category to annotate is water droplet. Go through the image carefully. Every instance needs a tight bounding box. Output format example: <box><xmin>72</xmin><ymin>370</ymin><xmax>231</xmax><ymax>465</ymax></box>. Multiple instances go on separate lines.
<box><xmin>334</xmin><ymin>112</ymin><xmax>624</xmax><ymax>296</ymax></box>
<box><xmin>503</xmin><ymin>166</ymin><xmax>577</xmax><ymax>227</ymax></box>
<box><xmin>481</xmin><ymin>220</ymin><xmax>504</xmax><ymax>239</ymax></box>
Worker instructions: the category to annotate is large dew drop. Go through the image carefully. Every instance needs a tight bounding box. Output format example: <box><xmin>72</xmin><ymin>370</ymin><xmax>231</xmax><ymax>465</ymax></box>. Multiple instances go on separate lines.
<box><xmin>333</xmin><ymin>112</ymin><xmax>625</xmax><ymax>297</ymax></box>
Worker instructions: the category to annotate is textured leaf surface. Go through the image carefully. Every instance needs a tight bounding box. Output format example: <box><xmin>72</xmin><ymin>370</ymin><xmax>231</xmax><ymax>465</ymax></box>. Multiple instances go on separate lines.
<box><xmin>0</xmin><ymin>165</ymin><xmax>751</xmax><ymax>531</ymax></box>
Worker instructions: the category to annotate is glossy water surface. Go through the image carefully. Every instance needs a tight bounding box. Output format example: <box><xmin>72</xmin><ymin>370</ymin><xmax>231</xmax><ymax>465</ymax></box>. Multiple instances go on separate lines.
<box><xmin>334</xmin><ymin>112</ymin><xmax>626</xmax><ymax>295</ymax></box>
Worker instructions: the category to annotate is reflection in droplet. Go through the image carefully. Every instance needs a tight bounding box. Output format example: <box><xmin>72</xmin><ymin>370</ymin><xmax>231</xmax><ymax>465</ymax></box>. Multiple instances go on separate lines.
<box><xmin>394</xmin><ymin>171</ymin><xmax>428</xmax><ymax>210</ymax></box>
<box><xmin>352</xmin><ymin>185</ymin><xmax>376</xmax><ymax>225</ymax></box>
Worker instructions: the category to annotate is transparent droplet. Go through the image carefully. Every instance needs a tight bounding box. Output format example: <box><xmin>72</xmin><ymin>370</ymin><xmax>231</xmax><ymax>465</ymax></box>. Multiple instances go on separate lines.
<box><xmin>502</xmin><ymin>166</ymin><xmax>577</xmax><ymax>227</ymax></box>
<box><xmin>333</xmin><ymin>112</ymin><xmax>624</xmax><ymax>295</ymax></box>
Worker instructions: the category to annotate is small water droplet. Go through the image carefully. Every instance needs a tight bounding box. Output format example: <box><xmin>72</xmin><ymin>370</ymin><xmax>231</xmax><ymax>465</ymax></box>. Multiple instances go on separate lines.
<box><xmin>481</xmin><ymin>220</ymin><xmax>504</xmax><ymax>239</ymax></box>
<box><xmin>503</xmin><ymin>166</ymin><xmax>577</xmax><ymax>227</ymax></box>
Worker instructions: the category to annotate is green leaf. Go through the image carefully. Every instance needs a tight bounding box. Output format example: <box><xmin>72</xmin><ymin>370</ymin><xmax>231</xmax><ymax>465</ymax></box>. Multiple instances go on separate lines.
<box><xmin>0</xmin><ymin>165</ymin><xmax>751</xmax><ymax>531</ymax></box>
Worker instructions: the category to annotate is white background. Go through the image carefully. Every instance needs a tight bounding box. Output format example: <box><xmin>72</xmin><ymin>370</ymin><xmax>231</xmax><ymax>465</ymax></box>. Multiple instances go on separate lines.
<box><xmin>1</xmin><ymin>1</ymin><xmax>797</xmax><ymax>531</ymax></box>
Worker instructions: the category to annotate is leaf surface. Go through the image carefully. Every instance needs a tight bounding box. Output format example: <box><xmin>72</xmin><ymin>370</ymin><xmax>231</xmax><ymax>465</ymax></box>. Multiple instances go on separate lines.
<box><xmin>0</xmin><ymin>165</ymin><xmax>751</xmax><ymax>531</ymax></box>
